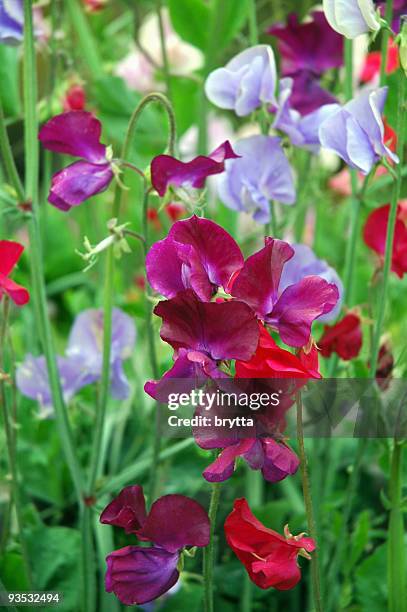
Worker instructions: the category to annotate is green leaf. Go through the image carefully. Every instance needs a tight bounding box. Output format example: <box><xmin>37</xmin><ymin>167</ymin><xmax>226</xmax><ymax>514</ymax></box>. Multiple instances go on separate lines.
<box><xmin>168</xmin><ymin>0</ymin><xmax>211</xmax><ymax>51</ymax></box>
<box><xmin>213</xmin><ymin>0</ymin><xmax>249</xmax><ymax>49</ymax></box>
<box><xmin>348</xmin><ymin>510</ymin><xmax>371</xmax><ymax>572</ymax></box>
<box><xmin>355</xmin><ymin>543</ymin><xmax>388</xmax><ymax>610</ymax></box>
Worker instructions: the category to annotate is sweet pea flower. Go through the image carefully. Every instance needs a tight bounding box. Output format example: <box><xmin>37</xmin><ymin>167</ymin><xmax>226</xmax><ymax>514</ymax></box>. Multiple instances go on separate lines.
<box><xmin>144</xmin><ymin>289</ymin><xmax>259</xmax><ymax>398</ymax></box>
<box><xmin>0</xmin><ymin>241</ymin><xmax>29</xmax><ymax>306</ymax></box>
<box><xmin>205</xmin><ymin>45</ymin><xmax>277</xmax><ymax>116</ymax></box>
<box><xmin>17</xmin><ymin>308</ymin><xmax>135</xmax><ymax>415</ymax></box>
<box><xmin>62</xmin><ymin>84</ymin><xmax>86</xmax><ymax>112</ymax></box>
<box><xmin>224</xmin><ymin>499</ymin><xmax>315</xmax><ymax>590</ymax></box>
<box><xmin>323</xmin><ymin>0</ymin><xmax>381</xmax><ymax>38</ymax></box>
<box><xmin>231</xmin><ymin>238</ymin><xmax>339</xmax><ymax>347</ymax></box>
<box><xmin>319</xmin><ymin>87</ymin><xmax>399</xmax><ymax>174</ymax></box>
<box><xmin>217</xmin><ymin>136</ymin><xmax>295</xmax><ymax>225</ymax></box>
<box><xmin>268</xmin><ymin>11</ymin><xmax>343</xmax><ymax>76</ymax></box>
<box><xmin>279</xmin><ymin>243</ymin><xmax>343</xmax><ymax>321</ymax></box>
<box><xmin>39</xmin><ymin>111</ymin><xmax>114</xmax><ymax>211</ymax></box>
<box><xmin>100</xmin><ymin>485</ymin><xmax>210</xmax><ymax>606</ymax></box>
<box><xmin>360</xmin><ymin>38</ymin><xmax>399</xmax><ymax>83</ymax></box>
<box><xmin>273</xmin><ymin>78</ymin><xmax>340</xmax><ymax>152</ymax></box>
<box><xmin>363</xmin><ymin>203</ymin><xmax>407</xmax><ymax>277</ymax></box>
<box><xmin>319</xmin><ymin>312</ymin><xmax>363</xmax><ymax>360</ymax></box>
<box><xmin>151</xmin><ymin>141</ymin><xmax>239</xmax><ymax>197</ymax></box>
<box><xmin>146</xmin><ymin>215</ymin><xmax>243</xmax><ymax>301</ymax></box>
<box><xmin>0</xmin><ymin>0</ymin><xmax>23</xmax><ymax>44</ymax></box>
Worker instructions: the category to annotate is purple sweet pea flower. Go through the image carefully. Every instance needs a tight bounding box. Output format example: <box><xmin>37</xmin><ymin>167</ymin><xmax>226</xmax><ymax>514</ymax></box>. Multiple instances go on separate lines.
<box><xmin>144</xmin><ymin>290</ymin><xmax>259</xmax><ymax>399</ymax></box>
<box><xmin>231</xmin><ymin>238</ymin><xmax>339</xmax><ymax>347</ymax></box>
<box><xmin>204</xmin><ymin>45</ymin><xmax>277</xmax><ymax>116</ymax></box>
<box><xmin>217</xmin><ymin>135</ymin><xmax>295</xmax><ymax>225</ymax></box>
<box><xmin>268</xmin><ymin>11</ymin><xmax>343</xmax><ymax>76</ymax></box>
<box><xmin>0</xmin><ymin>0</ymin><xmax>23</xmax><ymax>45</ymax></box>
<box><xmin>279</xmin><ymin>243</ymin><xmax>343</xmax><ymax>322</ymax></box>
<box><xmin>146</xmin><ymin>215</ymin><xmax>243</xmax><ymax>300</ymax></box>
<box><xmin>273</xmin><ymin>78</ymin><xmax>340</xmax><ymax>152</ymax></box>
<box><xmin>16</xmin><ymin>308</ymin><xmax>136</xmax><ymax>413</ymax></box>
<box><xmin>38</xmin><ymin>111</ymin><xmax>114</xmax><ymax>211</ymax></box>
<box><xmin>323</xmin><ymin>0</ymin><xmax>381</xmax><ymax>38</ymax></box>
<box><xmin>280</xmin><ymin>69</ymin><xmax>339</xmax><ymax>116</ymax></box>
<box><xmin>100</xmin><ymin>486</ymin><xmax>210</xmax><ymax>606</ymax></box>
<box><xmin>151</xmin><ymin>141</ymin><xmax>239</xmax><ymax>197</ymax></box>
<box><xmin>319</xmin><ymin>87</ymin><xmax>399</xmax><ymax>174</ymax></box>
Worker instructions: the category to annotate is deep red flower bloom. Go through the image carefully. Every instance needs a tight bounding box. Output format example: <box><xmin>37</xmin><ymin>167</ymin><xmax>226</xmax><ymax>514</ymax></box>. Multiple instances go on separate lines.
<box><xmin>63</xmin><ymin>84</ymin><xmax>86</xmax><ymax>112</ymax></box>
<box><xmin>360</xmin><ymin>39</ymin><xmax>399</xmax><ymax>83</ymax></box>
<box><xmin>363</xmin><ymin>203</ymin><xmax>407</xmax><ymax>278</ymax></box>
<box><xmin>165</xmin><ymin>202</ymin><xmax>186</xmax><ymax>223</ymax></box>
<box><xmin>319</xmin><ymin>313</ymin><xmax>362</xmax><ymax>361</ymax></box>
<box><xmin>224</xmin><ymin>498</ymin><xmax>315</xmax><ymax>590</ymax></box>
<box><xmin>151</xmin><ymin>141</ymin><xmax>239</xmax><ymax>197</ymax></box>
<box><xmin>0</xmin><ymin>240</ymin><xmax>29</xmax><ymax>306</ymax></box>
<box><xmin>101</xmin><ymin>485</ymin><xmax>209</xmax><ymax>606</ymax></box>
<box><xmin>375</xmin><ymin>341</ymin><xmax>394</xmax><ymax>390</ymax></box>
<box><xmin>236</xmin><ymin>323</ymin><xmax>321</xmax><ymax>379</ymax></box>
<box><xmin>83</xmin><ymin>0</ymin><xmax>107</xmax><ymax>12</ymax></box>
<box><xmin>147</xmin><ymin>208</ymin><xmax>162</xmax><ymax>232</ymax></box>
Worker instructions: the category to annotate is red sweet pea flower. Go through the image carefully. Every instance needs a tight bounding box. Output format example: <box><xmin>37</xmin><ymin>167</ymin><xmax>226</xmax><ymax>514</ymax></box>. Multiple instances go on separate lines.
<box><xmin>0</xmin><ymin>241</ymin><xmax>29</xmax><ymax>306</ymax></box>
<box><xmin>63</xmin><ymin>84</ymin><xmax>86</xmax><ymax>112</ymax></box>
<box><xmin>319</xmin><ymin>313</ymin><xmax>362</xmax><ymax>361</ymax></box>
<box><xmin>363</xmin><ymin>203</ymin><xmax>407</xmax><ymax>278</ymax></box>
<box><xmin>236</xmin><ymin>323</ymin><xmax>321</xmax><ymax>379</ymax></box>
<box><xmin>83</xmin><ymin>0</ymin><xmax>107</xmax><ymax>12</ymax></box>
<box><xmin>360</xmin><ymin>39</ymin><xmax>399</xmax><ymax>83</ymax></box>
<box><xmin>224</xmin><ymin>498</ymin><xmax>315</xmax><ymax>590</ymax></box>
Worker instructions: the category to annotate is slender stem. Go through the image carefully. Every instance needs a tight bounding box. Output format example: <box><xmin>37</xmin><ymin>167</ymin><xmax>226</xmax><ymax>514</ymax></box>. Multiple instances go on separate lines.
<box><xmin>203</xmin><ymin>482</ymin><xmax>222</xmax><ymax>612</ymax></box>
<box><xmin>296</xmin><ymin>392</ymin><xmax>323</xmax><ymax>612</ymax></box>
<box><xmin>80</xmin><ymin>505</ymin><xmax>96</xmax><ymax>612</ymax></box>
<box><xmin>380</xmin><ymin>0</ymin><xmax>394</xmax><ymax>86</ymax></box>
<box><xmin>388</xmin><ymin>441</ymin><xmax>406</xmax><ymax>612</ymax></box>
<box><xmin>23</xmin><ymin>0</ymin><xmax>84</xmax><ymax>502</ymax></box>
<box><xmin>270</xmin><ymin>201</ymin><xmax>279</xmax><ymax>238</ymax></box>
<box><xmin>242</xmin><ymin>469</ymin><xmax>262</xmax><ymax>612</ymax></box>
<box><xmin>370</xmin><ymin>68</ymin><xmax>406</xmax><ymax>375</ymax></box>
<box><xmin>156</xmin><ymin>0</ymin><xmax>172</xmax><ymax>101</ymax></box>
<box><xmin>0</xmin><ymin>100</ymin><xmax>25</xmax><ymax>202</ymax></box>
<box><xmin>65</xmin><ymin>0</ymin><xmax>103</xmax><ymax>78</ymax></box>
<box><xmin>248</xmin><ymin>0</ymin><xmax>258</xmax><ymax>45</ymax></box>
<box><xmin>0</xmin><ymin>298</ymin><xmax>32</xmax><ymax>588</ymax></box>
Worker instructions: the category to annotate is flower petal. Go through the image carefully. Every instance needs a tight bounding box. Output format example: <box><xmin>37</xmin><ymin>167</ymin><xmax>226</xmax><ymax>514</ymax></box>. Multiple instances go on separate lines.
<box><xmin>39</xmin><ymin>111</ymin><xmax>108</xmax><ymax>163</ymax></box>
<box><xmin>0</xmin><ymin>240</ymin><xmax>24</xmax><ymax>276</ymax></box>
<box><xmin>100</xmin><ymin>485</ymin><xmax>147</xmax><ymax>534</ymax></box>
<box><xmin>105</xmin><ymin>545</ymin><xmax>179</xmax><ymax>606</ymax></box>
<box><xmin>0</xmin><ymin>273</ymin><xmax>29</xmax><ymax>306</ymax></box>
<box><xmin>48</xmin><ymin>160</ymin><xmax>114</xmax><ymax>211</ymax></box>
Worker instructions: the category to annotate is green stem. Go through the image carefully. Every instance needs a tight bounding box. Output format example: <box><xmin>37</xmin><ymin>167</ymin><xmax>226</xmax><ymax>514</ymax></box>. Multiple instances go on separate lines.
<box><xmin>203</xmin><ymin>482</ymin><xmax>221</xmax><ymax>612</ymax></box>
<box><xmin>248</xmin><ymin>0</ymin><xmax>258</xmax><ymax>45</ymax></box>
<box><xmin>0</xmin><ymin>298</ymin><xmax>32</xmax><ymax>588</ymax></box>
<box><xmin>380</xmin><ymin>0</ymin><xmax>394</xmax><ymax>86</ymax></box>
<box><xmin>270</xmin><ymin>201</ymin><xmax>279</xmax><ymax>238</ymax></box>
<box><xmin>65</xmin><ymin>0</ymin><xmax>103</xmax><ymax>78</ymax></box>
<box><xmin>0</xmin><ymin>101</ymin><xmax>24</xmax><ymax>202</ymax></box>
<box><xmin>370</xmin><ymin>68</ymin><xmax>406</xmax><ymax>376</ymax></box>
<box><xmin>80</xmin><ymin>505</ymin><xmax>96</xmax><ymax>612</ymax></box>
<box><xmin>23</xmin><ymin>0</ymin><xmax>84</xmax><ymax>502</ymax></box>
<box><xmin>388</xmin><ymin>441</ymin><xmax>406</xmax><ymax>612</ymax></box>
<box><xmin>296</xmin><ymin>392</ymin><xmax>323</xmax><ymax>612</ymax></box>
<box><xmin>156</xmin><ymin>0</ymin><xmax>172</xmax><ymax>101</ymax></box>
<box><xmin>242</xmin><ymin>469</ymin><xmax>262</xmax><ymax>612</ymax></box>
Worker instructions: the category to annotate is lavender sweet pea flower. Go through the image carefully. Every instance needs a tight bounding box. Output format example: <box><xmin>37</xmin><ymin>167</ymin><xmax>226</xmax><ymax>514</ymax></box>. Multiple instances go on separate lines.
<box><xmin>323</xmin><ymin>0</ymin><xmax>381</xmax><ymax>38</ymax></box>
<box><xmin>273</xmin><ymin>78</ymin><xmax>340</xmax><ymax>152</ymax></box>
<box><xmin>146</xmin><ymin>215</ymin><xmax>243</xmax><ymax>301</ymax></box>
<box><xmin>101</xmin><ymin>486</ymin><xmax>210</xmax><ymax>606</ymax></box>
<box><xmin>205</xmin><ymin>45</ymin><xmax>277</xmax><ymax>116</ymax></box>
<box><xmin>0</xmin><ymin>0</ymin><xmax>23</xmax><ymax>44</ymax></box>
<box><xmin>39</xmin><ymin>111</ymin><xmax>114</xmax><ymax>211</ymax></box>
<box><xmin>319</xmin><ymin>87</ymin><xmax>399</xmax><ymax>174</ymax></box>
<box><xmin>16</xmin><ymin>308</ymin><xmax>136</xmax><ymax>413</ymax></box>
<box><xmin>231</xmin><ymin>238</ymin><xmax>339</xmax><ymax>347</ymax></box>
<box><xmin>151</xmin><ymin>141</ymin><xmax>239</xmax><ymax>197</ymax></box>
<box><xmin>217</xmin><ymin>136</ymin><xmax>295</xmax><ymax>225</ymax></box>
<box><xmin>268</xmin><ymin>11</ymin><xmax>343</xmax><ymax>76</ymax></box>
<box><xmin>279</xmin><ymin>243</ymin><xmax>343</xmax><ymax>322</ymax></box>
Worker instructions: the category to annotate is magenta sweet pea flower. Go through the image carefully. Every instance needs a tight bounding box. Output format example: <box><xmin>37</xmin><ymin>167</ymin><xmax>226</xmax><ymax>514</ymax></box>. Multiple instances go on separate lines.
<box><xmin>273</xmin><ymin>78</ymin><xmax>340</xmax><ymax>152</ymax></box>
<box><xmin>100</xmin><ymin>485</ymin><xmax>210</xmax><ymax>606</ymax></box>
<box><xmin>284</xmin><ymin>69</ymin><xmax>339</xmax><ymax>116</ymax></box>
<box><xmin>217</xmin><ymin>136</ymin><xmax>295</xmax><ymax>225</ymax></box>
<box><xmin>144</xmin><ymin>289</ymin><xmax>259</xmax><ymax>398</ymax></box>
<box><xmin>146</xmin><ymin>215</ymin><xmax>243</xmax><ymax>300</ymax></box>
<box><xmin>38</xmin><ymin>111</ymin><xmax>114</xmax><ymax>211</ymax></box>
<box><xmin>204</xmin><ymin>45</ymin><xmax>277</xmax><ymax>116</ymax></box>
<box><xmin>151</xmin><ymin>140</ymin><xmax>238</xmax><ymax>197</ymax></box>
<box><xmin>319</xmin><ymin>87</ymin><xmax>399</xmax><ymax>174</ymax></box>
<box><xmin>268</xmin><ymin>11</ymin><xmax>343</xmax><ymax>76</ymax></box>
<box><xmin>231</xmin><ymin>238</ymin><xmax>339</xmax><ymax>347</ymax></box>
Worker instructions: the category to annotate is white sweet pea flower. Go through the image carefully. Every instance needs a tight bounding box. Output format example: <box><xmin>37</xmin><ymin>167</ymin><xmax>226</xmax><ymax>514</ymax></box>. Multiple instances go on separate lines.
<box><xmin>323</xmin><ymin>0</ymin><xmax>381</xmax><ymax>38</ymax></box>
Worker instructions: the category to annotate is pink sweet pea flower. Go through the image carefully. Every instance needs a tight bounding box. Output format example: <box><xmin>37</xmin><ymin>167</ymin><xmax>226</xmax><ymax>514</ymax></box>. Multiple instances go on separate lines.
<box><xmin>0</xmin><ymin>240</ymin><xmax>29</xmax><ymax>306</ymax></box>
